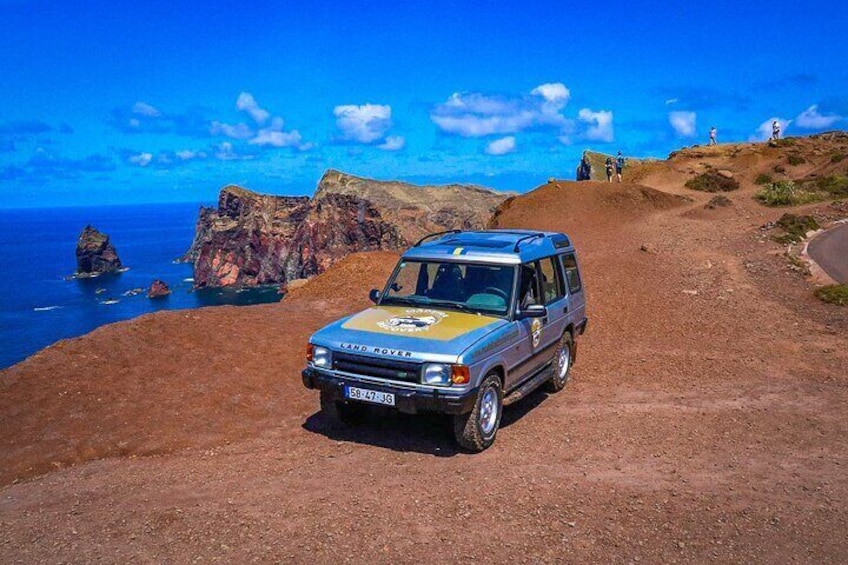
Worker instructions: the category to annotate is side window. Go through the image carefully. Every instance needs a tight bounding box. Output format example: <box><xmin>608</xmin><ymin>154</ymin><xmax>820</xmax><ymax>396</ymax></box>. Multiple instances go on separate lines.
<box><xmin>540</xmin><ymin>256</ymin><xmax>565</xmax><ymax>304</ymax></box>
<box><xmin>518</xmin><ymin>262</ymin><xmax>542</xmax><ymax>309</ymax></box>
<box><xmin>560</xmin><ymin>253</ymin><xmax>582</xmax><ymax>294</ymax></box>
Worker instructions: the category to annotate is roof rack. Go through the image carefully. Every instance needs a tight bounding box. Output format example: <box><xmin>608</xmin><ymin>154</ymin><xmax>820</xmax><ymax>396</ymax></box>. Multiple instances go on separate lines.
<box><xmin>512</xmin><ymin>232</ymin><xmax>546</xmax><ymax>252</ymax></box>
<box><xmin>413</xmin><ymin>229</ymin><xmax>463</xmax><ymax>247</ymax></box>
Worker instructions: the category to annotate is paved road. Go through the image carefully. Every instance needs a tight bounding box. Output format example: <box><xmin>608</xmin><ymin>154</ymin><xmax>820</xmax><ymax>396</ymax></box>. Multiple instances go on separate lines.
<box><xmin>808</xmin><ymin>222</ymin><xmax>848</xmax><ymax>284</ymax></box>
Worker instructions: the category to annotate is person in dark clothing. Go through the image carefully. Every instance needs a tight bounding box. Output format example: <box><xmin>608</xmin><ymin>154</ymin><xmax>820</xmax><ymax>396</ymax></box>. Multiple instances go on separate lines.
<box><xmin>605</xmin><ymin>157</ymin><xmax>614</xmax><ymax>182</ymax></box>
<box><xmin>615</xmin><ymin>151</ymin><xmax>625</xmax><ymax>182</ymax></box>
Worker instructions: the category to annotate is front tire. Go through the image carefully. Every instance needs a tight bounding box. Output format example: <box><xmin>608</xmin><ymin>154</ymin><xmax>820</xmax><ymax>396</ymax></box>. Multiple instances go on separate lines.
<box><xmin>544</xmin><ymin>332</ymin><xmax>573</xmax><ymax>393</ymax></box>
<box><xmin>320</xmin><ymin>391</ymin><xmax>367</xmax><ymax>425</ymax></box>
<box><xmin>453</xmin><ymin>373</ymin><xmax>503</xmax><ymax>452</ymax></box>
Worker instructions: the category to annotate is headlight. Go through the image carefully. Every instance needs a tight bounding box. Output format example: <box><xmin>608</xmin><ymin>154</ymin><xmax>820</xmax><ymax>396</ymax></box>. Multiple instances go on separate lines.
<box><xmin>310</xmin><ymin>345</ymin><xmax>332</xmax><ymax>368</ymax></box>
<box><xmin>422</xmin><ymin>363</ymin><xmax>451</xmax><ymax>385</ymax></box>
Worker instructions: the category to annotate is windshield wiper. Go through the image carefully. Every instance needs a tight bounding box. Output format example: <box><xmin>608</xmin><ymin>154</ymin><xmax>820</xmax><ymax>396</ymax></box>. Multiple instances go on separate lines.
<box><xmin>425</xmin><ymin>299</ymin><xmax>470</xmax><ymax>312</ymax></box>
<box><xmin>382</xmin><ymin>296</ymin><xmax>424</xmax><ymax>306</ymax></box>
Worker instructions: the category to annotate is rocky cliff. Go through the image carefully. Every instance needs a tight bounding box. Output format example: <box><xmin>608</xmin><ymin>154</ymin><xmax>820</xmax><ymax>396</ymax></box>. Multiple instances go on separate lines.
<box><xmin>75</xmin><ymin>225</ymin><xmax>123</xmax><ymax>276</ymax></box>
<box><xmin>186</xmin><ymin>170</ymin><xmax>509</xmax><ymax>288</ymax></box>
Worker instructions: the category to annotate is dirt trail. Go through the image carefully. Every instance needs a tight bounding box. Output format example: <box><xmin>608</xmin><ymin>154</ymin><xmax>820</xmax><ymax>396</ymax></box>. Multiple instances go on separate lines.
<box><xmin>2</xmin><ymin>140</ymin><xmax>848</xmax><ymax>563</ymax></box>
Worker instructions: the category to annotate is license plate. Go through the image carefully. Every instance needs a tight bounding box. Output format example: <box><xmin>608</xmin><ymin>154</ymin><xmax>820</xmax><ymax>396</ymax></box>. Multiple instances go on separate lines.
<box><xmin>345</xmin><ymin>386</ymin><xmax>396</xmax><ymax>406</ymax></box>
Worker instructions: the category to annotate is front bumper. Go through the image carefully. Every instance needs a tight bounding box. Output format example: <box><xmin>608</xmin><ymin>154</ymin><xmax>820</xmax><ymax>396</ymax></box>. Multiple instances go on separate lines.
<box><xmin>302</xmin><ymin>367</ymin><xmax>477</xmax><ymax>415</ymax></box>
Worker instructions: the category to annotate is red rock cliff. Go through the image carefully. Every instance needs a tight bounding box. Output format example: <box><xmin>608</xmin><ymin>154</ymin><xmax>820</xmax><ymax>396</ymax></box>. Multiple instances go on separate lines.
<box><xmin>186</xmin><ymin>170</ymin><xmax>510</xmax><ymax>288</ymax></box>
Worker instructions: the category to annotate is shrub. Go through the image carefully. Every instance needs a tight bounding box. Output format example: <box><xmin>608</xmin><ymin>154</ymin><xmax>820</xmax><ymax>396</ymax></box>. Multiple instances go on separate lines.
<box><xmin>754</xmin><ymin>181</ymin><xmax>820</xmax><ymax>206</ymax></box>
<box><xmin>774</xmin><ymin>165</ymin><xmax>786</xmax><ymax>174</ymax></box>
<box><xmin>684</xmin><ymin>171</ymin><xmax>740</xmax><ymax>193</ymax></box>
<box><xmin>815</xmin><ymin>284</ymin><xmax>848</xmax><ymax>306</ymax></box>
<box><xmin>771</xmin><ymin>213</ymin><xmax>819</xmax><ymax>243</ymax></box>
<box><xmin>810</xmin><ymin>175</ymin><xmax>848</xmax><ymax>198</ymax></box>
<box><xmin>831</xmin><ymin>153</ymin><xmax>845</xmax><ymax>163</ymax></box>
<box><xmin>755</xmin><ymin>173</ymin><xmax>773</xmax><ymax>185</ymax></box>
<box><xmin>787</xmin><ymin>154</ymin><xmax>806</xmax><ymax>166</ymax></box>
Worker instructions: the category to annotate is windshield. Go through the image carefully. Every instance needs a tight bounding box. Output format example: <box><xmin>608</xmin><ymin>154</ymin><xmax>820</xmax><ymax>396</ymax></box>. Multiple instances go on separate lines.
<box><xmin>382</xmin><ymin>260</ymin><xmax>515</xmax><ymax>316</ymax></box>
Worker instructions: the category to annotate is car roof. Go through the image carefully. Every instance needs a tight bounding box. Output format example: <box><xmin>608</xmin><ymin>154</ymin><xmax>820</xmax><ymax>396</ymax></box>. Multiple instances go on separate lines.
<box><xmin>402</xmin><ymin>229</ymin><xmax>574</xmax><ymax>265</ymax></box>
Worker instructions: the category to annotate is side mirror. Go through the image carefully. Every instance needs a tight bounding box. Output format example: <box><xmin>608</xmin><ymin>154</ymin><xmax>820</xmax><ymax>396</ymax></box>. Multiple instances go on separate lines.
<box><xmin>521</xmin><ymin>304</ymin><xmax>547</xmax><ymax>318</ymax></box>
<box><xmin>369</xmin><ymin>289</ymin><xmax>381</xmax><ymax>304</ymax></box>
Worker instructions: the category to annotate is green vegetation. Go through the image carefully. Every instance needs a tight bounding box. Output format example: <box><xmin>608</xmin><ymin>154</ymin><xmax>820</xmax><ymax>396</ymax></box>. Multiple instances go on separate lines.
<box><xmin>755</xmin><ymin>173</ymin><xmax>773</xmax><ymax>185</ymax></box>
<box><xmin>755</xmin><ymin>175</ymin><xmax>848</xmax><ymax>206</ymax></box>
<box><xmin>810</xmin><ymin>175</ymin><xmax>848</xmax><ymax>197</ymax></box>
<box><xmin>684</xmin><ymin>171</ymin><xmax>740</xmax><ymax>193</ymax></box>
<box><xmin>771</xmin><ymin>213</ymin><xmax>819</xmax><ymax>243</ymax></box>
<box><xmin>755</xmin><ymin>181</ymin><xmax>816</xmax><ymax>206</ymax></box>
<box><xmin>831</xmin><ymin>153</ymin><xmax>845</xmax><ymax>163</ymax></box>
<box><xmin>773</xmin><ymin>138</ymin><xmax>797</xmax><ymax>147</ymax></box>
<box><xmin>787</xmin><ymin>154</ymin><xmax>806</xmax><ymax>166</ymax></box>
<box><xmin>814</xmin><ymin>284</ymin><xmax>848</xmax><ymax>306</ymax></box>
<box><xmin>784</xmin><ymin>251</ymin><xmax>811</xmax><ymax>276</ymax></box>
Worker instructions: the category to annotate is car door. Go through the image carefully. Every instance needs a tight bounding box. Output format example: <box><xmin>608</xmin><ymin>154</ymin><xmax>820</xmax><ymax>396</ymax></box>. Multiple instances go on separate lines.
<box><xmin>560</xmin><ymin>252</ymin><xmax>586</xmax><ymax>330</ymax></box>
<box><xmin>538</xmin><ymin>255</ymin><xmax>568</xmax><ymax>352</ymax></box>
<box><xmin>507</xmin><ymin>261</ymin><xmax>549</xmax><ymax>390</ymax></box>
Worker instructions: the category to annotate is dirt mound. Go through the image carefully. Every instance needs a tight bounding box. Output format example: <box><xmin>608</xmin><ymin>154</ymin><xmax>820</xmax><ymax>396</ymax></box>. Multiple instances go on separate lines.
<box><xmin>489</xmin><ymin>180</ymin><xmax>689</xmax><ymax>235</ymax></box>
<box><xmin>284</xmin><ymin>251</ymin><xmax>400</xmax><ymax>303</ymax></box>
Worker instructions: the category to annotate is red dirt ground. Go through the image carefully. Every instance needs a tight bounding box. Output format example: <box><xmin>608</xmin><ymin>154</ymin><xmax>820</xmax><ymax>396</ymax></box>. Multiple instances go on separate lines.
<box><xmin>1</xmin><ymin>140</ymin><xmax>847</xmax><ymax>563</ymax></box>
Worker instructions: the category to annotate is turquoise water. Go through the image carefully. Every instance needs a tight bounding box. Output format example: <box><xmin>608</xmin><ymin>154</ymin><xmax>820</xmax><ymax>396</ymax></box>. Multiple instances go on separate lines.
<box><xmin>0</xmin><ymin>203</ymin><xmax>282</xmax><ymax>369</ymax></box>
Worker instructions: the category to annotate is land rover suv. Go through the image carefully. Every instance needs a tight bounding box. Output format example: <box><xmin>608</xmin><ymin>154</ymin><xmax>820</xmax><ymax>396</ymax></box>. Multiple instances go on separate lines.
<box><xmin>302</xmin><ymin>229</ymin><xmax>588</xmax><ymax>451</ymax></box>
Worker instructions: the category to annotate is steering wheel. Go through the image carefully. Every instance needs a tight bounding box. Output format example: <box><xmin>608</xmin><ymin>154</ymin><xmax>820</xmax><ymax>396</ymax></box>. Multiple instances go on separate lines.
<box><xmin>483</xmin><ymin>286</ymin><xmax>509</xmax><ymax>300</ymax></box>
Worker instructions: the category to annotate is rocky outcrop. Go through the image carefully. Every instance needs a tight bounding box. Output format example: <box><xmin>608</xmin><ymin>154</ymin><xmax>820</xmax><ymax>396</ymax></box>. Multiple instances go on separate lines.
<box><xmin>75</xmin><ymin>226</ymin><xmax>123</xmax><ymax>276</ymax></box>
<box><xmin>147</xmin><ymin>279</ymin><xmax>171</xmax><ymax>298</ymax></box>
<box><xmin>186</xmin><ymin>171</ymin><xmax>509</xmax><ymax>288</ymax></box>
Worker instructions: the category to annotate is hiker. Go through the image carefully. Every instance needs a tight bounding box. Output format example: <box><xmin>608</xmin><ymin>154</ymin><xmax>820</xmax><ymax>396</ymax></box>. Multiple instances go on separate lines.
<box><xmin>709</xmin><ymin>126</ymin><xmax>717</xmax><ymax>146</ymax></box>
<box><xmin>772</xmin><ymin>120</ymin><xmax>781</xmax><ymax>140</ymax></box>
<box><xmin>615</xmin><ymin>151</ymin><xmax>625</xmax><ymax>182</ymax></box>
<box><xmin>605</xmin><ymin>157</ymin><xmax>614</xmax><ymax>182</ymax></box>
<box><xmin>578</xmin><ymin>153</ymin><xmax>592</xmax><ymax>181</ymax></box>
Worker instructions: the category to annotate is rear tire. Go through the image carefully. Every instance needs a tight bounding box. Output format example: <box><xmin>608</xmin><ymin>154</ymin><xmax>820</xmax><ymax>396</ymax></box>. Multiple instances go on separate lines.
<box><xmin>453</xmin><ymin>373</ymin><xmax>503</xmax><ymax>452</ymax></box>
<box><xmin>544</xmin><ymin>332</ymin><xmax>573</xmax><ymax>393</ymax></box>
<box><xmin>320</xmin><ymin>391</ymin><xmax>367</xmax><ymax>425</ymax></box>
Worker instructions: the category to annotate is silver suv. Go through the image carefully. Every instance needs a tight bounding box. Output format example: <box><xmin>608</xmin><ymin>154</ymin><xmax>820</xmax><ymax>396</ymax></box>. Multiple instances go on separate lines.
<box><xmin>302</xmin><ymin>229</ymin><xmax>588</xmax><ymax>451</ymax></box>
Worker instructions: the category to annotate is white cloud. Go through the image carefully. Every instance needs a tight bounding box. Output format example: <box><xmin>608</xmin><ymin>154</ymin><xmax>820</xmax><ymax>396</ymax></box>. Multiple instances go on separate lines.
<box><xmin>485</xmin><ymin>136</ymin><xmax>517</xmax><ymax>155</ymax></box>
<box><xmin>127</xmin><ymin>152</ymin><xmax>153</xmax><ymax>167</ymax></box>
<box><xmin>210</xmin><ymin>121</ymin><xmax>254</xmax><ymax>140</ymax></box>
<box><xmin>378</xmin><ymin>135</ymin><xmax>405</xmax><ymax>151</ymax></box>
<box><xmin>236</xmin><ymin>92</ymin><xmax>270</xmax><ymax>125</ymax></box>
<box><xmin>795</xmin><ymin>105</ymin><xmax>842</xmax><ymax>129</ymax></box>
<box><xmin>578</xmin><ymin>108</ymin><xmax>614</xmax><ymax>142</ymax></box>
<box><xmin>431</xmin><ymin>84</ymin><xmax>571</xmax><ymax>138</ymax></box>
<box><xmin>176</xmin><ymin>149</ymin><xmax>207</xmax><ymax>161</ymax></box>
<box><xmin>209</xmin><ymin>93</ymin><xmax>308</xmax><ymax>150</ymax></box>
<box><xmin>249</xmin><ymin>129</ymin><xmax>303</xmax><ymax>148</ymax></box>
<box><xmin>132</xmin><ymin>102</ymin><xmax>161</xmax><ymax>117</ymax></box>
<box><xmin>333</xmin><ymin>104</ymin><xmax>393</xmax><ymax>144</ymax></box>
<box><xmin>750</xmin><ymin>117</ymin><xmax>791</xmax><ymax>141</ymax></box>
<box><xmin>665</xmin><ymin>98</ymin><xmax>679</xmax><ymax>105</ymax></box>
<box><xmin>669</xmin><ymin>111</ymin><xmax>697</xmax><ymax>137</ymax></box>
<box><xmin>531</xmin><ymin>83</ymin><xmax>571</xmax><ymax>107</ymax></box>
<box><xmin>214</xmin><ymin>142</ymin><xmax>253</xmax><ymax>161</ymax></box>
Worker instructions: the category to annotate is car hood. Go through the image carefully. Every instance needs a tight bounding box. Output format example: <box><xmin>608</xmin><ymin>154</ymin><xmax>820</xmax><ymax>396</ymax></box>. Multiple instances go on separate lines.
<box><xmin>311</xmin><ymin>305</ymin><xmax>508</xmax><ymax>362</ymax></box>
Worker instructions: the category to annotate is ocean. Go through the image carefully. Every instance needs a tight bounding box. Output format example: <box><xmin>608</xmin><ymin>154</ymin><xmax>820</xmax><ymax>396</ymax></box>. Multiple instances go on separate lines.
<box><xmin>0</xmin><ymin>203</ymin><xmax>282</xmax><ymax>370</ymax></box>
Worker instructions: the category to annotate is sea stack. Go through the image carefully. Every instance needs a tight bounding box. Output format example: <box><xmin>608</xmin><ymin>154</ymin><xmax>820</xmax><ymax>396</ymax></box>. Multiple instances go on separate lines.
<box><xmin>75</xmin><ymin>225</ymin><xmax>123</xmax><ymax>276</ymax></box>
<box><xmin>147</xmin><ymin>279</ymin><xmax>171</xmax><ymax>298</ymax></box>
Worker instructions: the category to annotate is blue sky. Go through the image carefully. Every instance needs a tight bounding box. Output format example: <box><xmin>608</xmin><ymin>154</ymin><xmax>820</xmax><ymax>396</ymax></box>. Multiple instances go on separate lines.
<box><xmin>1</xmin><ymin>0</ymin><xmax>846</xmax><ymax>208</ymax></box>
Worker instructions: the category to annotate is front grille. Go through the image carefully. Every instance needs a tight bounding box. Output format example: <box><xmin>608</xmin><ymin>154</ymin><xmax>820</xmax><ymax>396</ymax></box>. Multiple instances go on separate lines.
<box><xmin>333</xmin><ymin>351</ymin><xmax>421</xmax><ymax>383</ymax></box>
